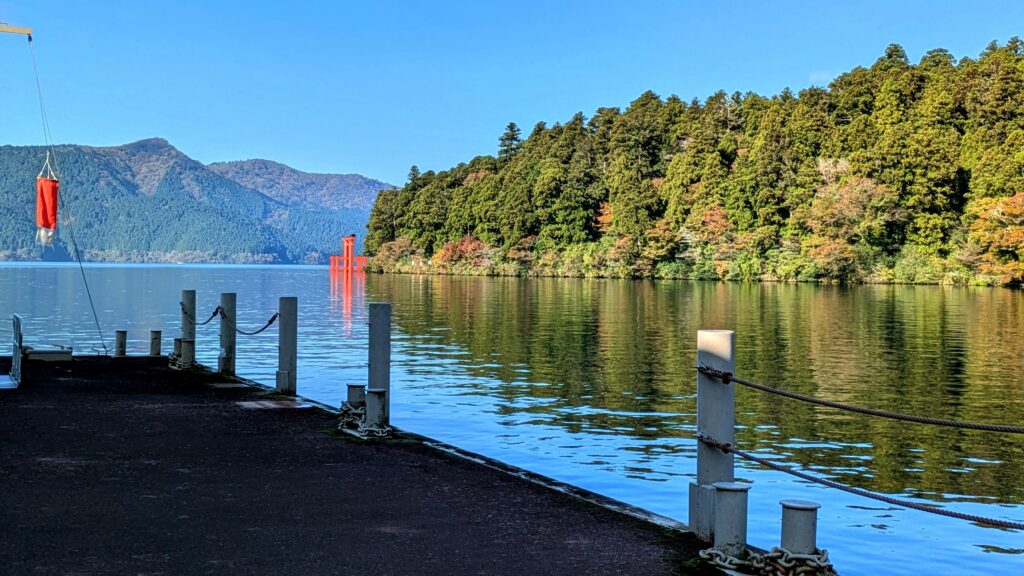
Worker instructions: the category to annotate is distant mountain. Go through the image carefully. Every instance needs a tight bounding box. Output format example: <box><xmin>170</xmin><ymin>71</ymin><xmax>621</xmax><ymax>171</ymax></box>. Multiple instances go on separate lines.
<box><xmin>209</xmin><ymin>159</ymin><xmax>390</xmax><ymax>213</ymax></box>
<box><xmin>0</xmin><ymin>138</ymin><xmax>394</xmax><ymax>263</ymax></box>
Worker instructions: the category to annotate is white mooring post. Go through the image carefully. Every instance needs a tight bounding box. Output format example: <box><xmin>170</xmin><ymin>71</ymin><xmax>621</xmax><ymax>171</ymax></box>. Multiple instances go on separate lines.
<box><xmin>218</xmin><ymin>292</ymin><xmax>237</xmax><ymax>376</ymax></box>
<box><xmin>150</xmin><ymin>330</ymin><xmax>162</xmax><ymax>356</ymax></box>
<box><xmin>368</xmin><ymin>302</ymin><xmax>391</xmax><ymax>426</ymax></box>
<box><xmin>180</xmin><ymin>289</ymin><xmax>196</xmax><ymax>367</ymax></box>
<box><xmin>276</xmin><ymin>296</ymin><xmax>298</xmax><ymax>395</ymax></box>
<box><xmin>780</xmin><ymin>499</ymin><xmax>822</xmax><ymax>555</ymax></box>
<box><xmin>689</xmin><ymin>329</ymin><xmax>736</xmax><ymax>542</ymax></box>
<box><xmin>713</xmin><ymin>482</ymin><xmax>751</xmax><ymax>559</ymax></box>
<box><xmin>114</xmin><ymin>330</ymin><xmax>127</xmax><ymax>357</ymax></box>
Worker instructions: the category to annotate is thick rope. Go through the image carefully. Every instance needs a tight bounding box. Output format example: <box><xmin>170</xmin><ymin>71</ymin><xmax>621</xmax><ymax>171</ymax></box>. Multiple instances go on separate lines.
<box><xmin>28</xmin><ymin>37</ymin><xmax>108</xmax><ymax>355</ymax></box>
<box><xmin>193</xmin><ymin>305</ymin><xmax>221</xmax><ymax>326</ymax></box>
<box><xmin>696</xmin><ymin>364</ymin><xmax>1024</xmax><ymax>434</ymax></box>
<box><xmin>697</xmin><ymin>433</ymin><xmax>1024</xmax><ymax>531</ymax></box>
<box><xmin>218</xmin><ymin>308</ymin><xmax>279</xmax><ymax>336</ymax></box>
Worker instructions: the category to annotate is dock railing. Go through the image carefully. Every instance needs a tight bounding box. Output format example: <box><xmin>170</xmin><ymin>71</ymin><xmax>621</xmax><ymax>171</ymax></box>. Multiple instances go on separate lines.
<box><xmin>170</xmin><ymin>290</ymin><xmax>393</xmax><ymax>438</ymax></box>
<box><xmin>691</xmin><ymin>329</ymin><xmax>1024</xmax><ymax>574</ymax></box>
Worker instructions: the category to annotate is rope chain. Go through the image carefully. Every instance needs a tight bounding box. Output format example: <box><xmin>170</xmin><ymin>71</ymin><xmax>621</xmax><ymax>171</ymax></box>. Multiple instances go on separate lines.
<box><xmin>337</xmin><ymin>402</ymin><xmax>366</xmax><ymax>430</ymax></box>
<box><xmin>697</xmin><ymin>433</ymin><xmax>1024</xmax><ymax>531</ymax></box>
<box><xmin>183</xmin><ymin>304</ymin><xmax>221</xmax><ymax>326</ymax></box>
<box><xmin>177</xmin><ymin>303</ymin><xmax>277</xmax><ymax>335</ymax></box>
<box><xmin>696</xmin><ymin>364</ymin><xmax>1024</xmax><ymax>434</ymax></box>
<box><xmin>700</xmin><ymin>546</ymin><xmax>838</xmax><ymax>576</ymax></box>
<box><xmin>218</xmin><ymin>308</ymin><xmax>279</xmax><ymax>336</ymax></box>
<box><xmin>338</xmin><ymin>400</ymin><xmax>393</xmax><ymax>438</ymax></box>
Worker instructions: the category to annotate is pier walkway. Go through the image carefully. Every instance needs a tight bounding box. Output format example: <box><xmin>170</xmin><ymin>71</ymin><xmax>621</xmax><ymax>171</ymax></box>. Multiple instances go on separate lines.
<box><xmin>0</xmin><ymin>357</ymin><xmax>710</xmax><ymax>575</ymax></box>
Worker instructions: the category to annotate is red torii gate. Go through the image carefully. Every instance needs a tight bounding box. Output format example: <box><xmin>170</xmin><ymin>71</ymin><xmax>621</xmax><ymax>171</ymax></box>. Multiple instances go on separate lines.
<box><xmin>329</xmin><ymin>235</ymin><xmax>367</xmax><ymax>272</ymax></box>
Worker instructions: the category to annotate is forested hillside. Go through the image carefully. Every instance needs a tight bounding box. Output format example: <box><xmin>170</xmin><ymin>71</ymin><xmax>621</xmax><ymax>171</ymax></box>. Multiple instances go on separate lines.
<box><xmin>0</xmin><ymin>139</ymin><xmax>390</xmax><ymax>263</ymax></box>
<box><xmin>366</xmin><ymin>41</ymin><xmax>1024</xmax><ymax>285</ymax></box>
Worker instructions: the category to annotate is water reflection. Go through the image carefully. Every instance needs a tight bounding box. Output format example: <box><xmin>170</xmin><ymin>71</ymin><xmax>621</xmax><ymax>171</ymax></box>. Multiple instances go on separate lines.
<box><xmin>329</xmin><ymin>268</ymin><xmax>365</xmax><ymax>338</ymax></box>
<box><xmin>2</xmin><ymin>265</ymin><xmax>1022</xmax><ymax>575</ymax></box>
<box><xmin>370</xmin><ymin>276</ymin><xmax>1024</xmax><ymax>500</ymax></box>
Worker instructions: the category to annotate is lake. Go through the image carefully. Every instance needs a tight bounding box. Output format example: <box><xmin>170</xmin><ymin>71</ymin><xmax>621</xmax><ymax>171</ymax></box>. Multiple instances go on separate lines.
<box><xmin>1</xmin><ymin>263</ymin><xmax>1022</xmax><ymax>575</ymax></box>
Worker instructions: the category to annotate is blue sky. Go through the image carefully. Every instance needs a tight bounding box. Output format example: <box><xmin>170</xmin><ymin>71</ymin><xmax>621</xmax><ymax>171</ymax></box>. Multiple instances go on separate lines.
<box><xmin>1</xmin><ymin>1</ymin><xmax>1022</xmax><ymax>185</ymax></box>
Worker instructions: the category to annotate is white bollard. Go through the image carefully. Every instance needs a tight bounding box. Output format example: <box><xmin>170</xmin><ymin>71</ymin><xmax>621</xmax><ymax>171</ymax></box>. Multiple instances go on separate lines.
<box><xmin>780</xmin><ymin>499</ymin><xmax>822</xmax><ymax>555</ymax></box>
<box><xmin>368</xmin><ymin>302</ymin><xmax>391</xmax><ymax>426</ymax></box>
<box><xmin>365</xmin><ymin>388</ymin><xmax>387</xmax><ymax>429</ymax></box>
<box><xmin>180</xmin><ymin>289</ymin><xmax>196</xmax><ymax>366</ymax></box>
<box><xmin>218</xmin><ymin>292</ymin><xmax>236</xmax><ymax>376</ymax></box>
<box><xmin>713</xmin><ymin>482</ymin><xmax>751</xmax><ymax>559</ymax></box>
<box><xmin>150</xmin><ymin>330</ymin><xmax>162</xmax><ymax>356</ymax></box>
<box><xmin>689</xmin><ymin>329</ymin><xmax>736</xmax><ymax>542</ymax></box>
<box><xmin>346</xmin><ymin>383</ymin><xmax>366</xmax><ymax>408</ymax></box>
<box><xmin>114</xmin><ymin>330</ymin><xmax>127</xmax><ymax>357</ymax></box>
<box><xmin>275</xmin><ymin>296</ymin><xmax>298</xmax><ymax>395</ymax></box>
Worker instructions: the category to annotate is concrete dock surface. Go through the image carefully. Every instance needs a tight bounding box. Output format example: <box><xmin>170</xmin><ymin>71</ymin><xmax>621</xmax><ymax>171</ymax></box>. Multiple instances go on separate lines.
<box><xmin>0</xmin><ymin>357</ymin><xmax>714</xmax><ymax>575</ymax></box>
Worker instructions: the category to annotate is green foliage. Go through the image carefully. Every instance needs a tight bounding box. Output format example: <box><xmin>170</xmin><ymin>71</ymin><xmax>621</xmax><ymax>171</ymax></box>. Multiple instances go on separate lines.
<box><xmin>369</xmin><ymin>41</ymin><xmax>1024</xmax><ymax>285</ymax></box>
<box><xmin>0</xmin><ymin>141</ymin><xmax>379</xmax><ymax>263</ymax></box>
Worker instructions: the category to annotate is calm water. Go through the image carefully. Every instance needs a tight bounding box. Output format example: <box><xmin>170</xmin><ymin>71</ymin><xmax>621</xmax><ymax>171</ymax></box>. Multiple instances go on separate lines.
<box><xmin>1</xmin><ymin>263</ymin><xmax>1022</xmax><ymax>575</ymax></box>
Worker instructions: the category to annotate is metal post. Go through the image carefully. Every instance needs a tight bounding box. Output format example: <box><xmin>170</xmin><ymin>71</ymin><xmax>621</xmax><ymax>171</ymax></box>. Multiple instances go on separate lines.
<box><xmin>713</xmin><ymin>482</ymin><xmax>751</xmax><ymax>559</ymax></box>
<box><xmin>149</xmin><ymin>330</ymin><xmax>162</xmax><ymax>356</ymax></box>
<box><xmin>275</xmin><ymin>296</ymin><xmax>298</xmax><ymax>395</ymax></box>
<box><xmin>368</xmin><ymin>302</ymin><xmax>391</xmax><ymax>426</ymax></box>
<box><xmin>346</xmin><ymin>383</ymin><xmax>366</xmax><ymax>408</ymax></box>
<box><xmin>180</xmin><ymin>289</ymin><xmax>196</xmax><ymax>367</ymax></box>
<box><xmin>689</xmin><ymin>329</ymin><xmax>736</xmax><ymax>542</ymax></box>
<box><xmin>780</xmin><ymin>499</ymin><xmax>821</xmax><ymax>555</ymax></box>
<box><xmin>11</xmin><ymin>314</ymin><xmax>23</xmax><ymax>385</ymax></box>
<box><xmin>114</xmin><ymin>330</ymin><xmax>127</xmax><ymax>357</ymax></box>
<box><xmin>365</xmin><ymin>388</ymin><xmax>386</xmax><ymax>429</ymax></box>
<box><xmin>218</xmin><ymin>292</ymin><xmax>236</xmax><ymax>376</ymax></box>
<box><xmin>173</xmin><ymin>337</ymin><xmax>182</xmax><ymax>359</ymax></box>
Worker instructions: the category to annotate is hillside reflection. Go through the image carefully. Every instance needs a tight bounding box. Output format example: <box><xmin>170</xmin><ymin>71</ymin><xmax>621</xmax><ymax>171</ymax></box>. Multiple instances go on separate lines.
<box><xmin>368</xmin><ymin>275</ymin><xmax>1024</xmax><ymax>504</ymax></box>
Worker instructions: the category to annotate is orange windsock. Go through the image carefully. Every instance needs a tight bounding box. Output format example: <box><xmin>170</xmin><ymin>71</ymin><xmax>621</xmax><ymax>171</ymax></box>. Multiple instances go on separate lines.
<box><xmin>36</xmin><ymin>176</ymin><xmax>59</xmax><ymax>245</ymax></box>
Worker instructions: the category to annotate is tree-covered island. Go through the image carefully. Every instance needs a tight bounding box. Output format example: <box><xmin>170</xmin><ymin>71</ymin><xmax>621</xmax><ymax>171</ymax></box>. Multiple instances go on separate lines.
<box><xmin>366</xmin><ymin>42</ymin><xmax>1024</xmax><ymax>285</ymax></box>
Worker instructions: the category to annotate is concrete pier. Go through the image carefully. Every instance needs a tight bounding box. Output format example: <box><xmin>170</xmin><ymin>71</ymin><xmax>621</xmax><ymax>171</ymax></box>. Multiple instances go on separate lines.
<box><xmin>0</xmin><ymin>356</ymin><xmax>707</xmax><ymax>575</ymax></box>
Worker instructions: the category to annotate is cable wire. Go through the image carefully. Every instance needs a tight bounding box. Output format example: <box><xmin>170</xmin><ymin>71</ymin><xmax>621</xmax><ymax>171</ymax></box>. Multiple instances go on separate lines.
<box><xmin>697</xmin><ymin>433</ymin><xmax>1024</xmax><ymax>531</ymax></box>
<box><xmin>28</xmin><ymin>36</ymin><xmax>108</xmax><ymax>355</ymax></box>
<box><xmin>696</xmin><ymin>364</ymin><xmax>1024</xmax><ymax>434</ymax></box>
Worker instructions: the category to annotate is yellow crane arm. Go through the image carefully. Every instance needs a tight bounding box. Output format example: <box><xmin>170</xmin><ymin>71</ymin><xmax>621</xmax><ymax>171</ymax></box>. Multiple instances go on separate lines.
<box><xmin>0</xmin><ymin>24</ymin><xmax>32</xmax><ymax>36</ymax></box>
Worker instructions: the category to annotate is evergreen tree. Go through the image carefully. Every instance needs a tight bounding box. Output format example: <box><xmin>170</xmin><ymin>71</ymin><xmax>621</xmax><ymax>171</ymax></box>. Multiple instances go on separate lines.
<box><xmin>498</xmin><ymin>122</ymin><xmax>523</xmax><ymax>162</ymax></box>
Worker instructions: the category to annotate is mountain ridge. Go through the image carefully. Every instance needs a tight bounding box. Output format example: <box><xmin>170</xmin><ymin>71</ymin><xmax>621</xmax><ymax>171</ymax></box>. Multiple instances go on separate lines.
<box><xmin>0</xmin><ymin>138</ymin><xmax>394</xmax><ymax>263</ymax></box>
<box><xmin>208</xmin><ymin>158</ymin><xmax>388</xmax><ymax>212</ymax></box>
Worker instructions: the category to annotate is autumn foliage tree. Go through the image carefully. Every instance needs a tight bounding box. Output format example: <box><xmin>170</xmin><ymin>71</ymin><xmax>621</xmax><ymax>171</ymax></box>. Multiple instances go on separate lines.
<box><xmin>367</xmin><ymin>40</ymin><xmax>1024</xmax><ymax>285</ymax></box>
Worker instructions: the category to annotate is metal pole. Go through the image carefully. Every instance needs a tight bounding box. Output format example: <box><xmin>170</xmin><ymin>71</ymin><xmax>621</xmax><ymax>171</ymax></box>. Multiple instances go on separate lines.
<box><xmin>180</xmin><ymin>289</ymin><xmax>196</xmax><ymax>367</ymax></box>
<box><xmin>780</xmin><ymin>499</ymin><xmax>822</xmax><ymax>555</ymax></box>
<box><xmin>689</xmin><ymin>329</ymin><xmax>735</xmax><ymax>541</ymax></box>
<box><xmin>275</xmin><ymin>296</ymin><xmax>298</xmax><ymax>395</ymax></box>
<box><xmin>149</xmin><ymin>330</ymin><xmax>162</xmax><ymax>356</ymax></box>
<box><xmin>368</xmin><ymin>302</ymin><xmax>391</xmax><ymax>425</ymax></box>
<box><xmin>713</xmin><ymin>482</ymin><xmax>751</xmax><ymax>559</ymax></box>
<box><xmin>218</xmin><ymin>292</ymin><xmax>237</xmax><ymax>376</ymax></box>
<box><xmin>114</xmin><ymin>330</ymin><xmax>127</xmax><ymax>357</ymax></box>
<box><xmin>365</xmin><ymin>388</ymin><xmax>386</xmax><ymax>429</ymax></box>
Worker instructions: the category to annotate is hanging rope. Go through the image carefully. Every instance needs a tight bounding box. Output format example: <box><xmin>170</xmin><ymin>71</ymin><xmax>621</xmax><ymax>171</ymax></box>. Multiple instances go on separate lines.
<box><xmin>697</xmin><ymin>433</ymin><xmax>1024</xmax><ymax>531</ymax></box>
<box><xmin>218</xmin><ymin>308</ymin><xmax>279</xmax><ymax>336</ymax></box>
<box><xmin>178</xmin><ymin>303</ymin><xmax>222</xmax><ymax>327</ymax></box>
<box><xmin>696</xmin><ymin>364</ymin><xmax>1024</xmax><ymax>434</ymax></box>
<box><xmin>27</xmin><ymin>35</ymin><xmax>108</xmax><ymax>355</ymax></box>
